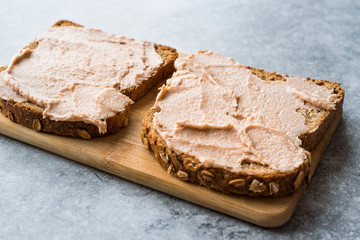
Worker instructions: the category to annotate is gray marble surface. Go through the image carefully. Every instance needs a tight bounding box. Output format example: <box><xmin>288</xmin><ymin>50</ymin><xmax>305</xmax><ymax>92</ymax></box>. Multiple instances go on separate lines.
<box><xmin>0</xmin><ymin>0</ymin><xmax>359</xmax><ymax>239</ymax></box>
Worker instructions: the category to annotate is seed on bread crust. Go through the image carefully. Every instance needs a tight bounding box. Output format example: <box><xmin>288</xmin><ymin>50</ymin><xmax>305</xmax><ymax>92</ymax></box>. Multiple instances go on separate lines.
<box><xmin>6</xmin><ymin>111</ymin><xmax>14</xmax><ymax>122</ymax></box>
<box><xmin>142</xmin><ymin>138</ymin><xmax>150</xmax><ymax>150</ymax></box>
<box><xmin>177</xmin><ymin>170</ymin><xmax>189</xmax><ymax>181</ymax></box>
<box><xmin>167</xmin><ymin>164</ymin><xmax>173</xmax><ymax>174</ymax></box>
<box><xmin>32</xmin><ymin>119</ymin><xmax>42</xmax><ymax>132</ymax></box>
<box><xmin>186</xmin><ymin>162</ymin><xmax>200</xmax><ymax>171</ymax></box>
<box><xmin>201</xmin><ymin>170</ymin><xmax>214</xmax><ymax>181</ymax></box>
<box><xmin>229</xmin><ymin>179</ymin><xmax>246</xmax><ymax>188</ymax></box>
<box><xmin>249</xmin><ymin>179</ymin><xmax>267</xmax><ymax>193</ymax></box>
<box><xmin>184</xmin><ymin>157</ymin><xmax>200</xmax><ymax>171</ymax></box>
<box><xmin>269</xmin><ymin>182</ymin><xmax>279</xmax><ymax>195</ymax></box>
<box><xmin>159</xmin><ymin>152</ymin><xmax>169</xmax><ymax>165</ymax></box>
<box><xmin>77</xmin><ymin>129</ymin><xmax>91</xmax><ymax>140</ymax></box>
<box><xmin>294</xmin><ymin>171</ymin><xmax>305</xmax><ymax>190</ymax></box>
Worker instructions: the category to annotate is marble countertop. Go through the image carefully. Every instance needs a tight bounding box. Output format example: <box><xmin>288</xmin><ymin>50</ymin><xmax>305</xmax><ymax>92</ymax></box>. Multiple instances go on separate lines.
<box><xmin>1</xmin><ymin>0</ymin><xmax>359</xmax><ymax>239</ymax></box>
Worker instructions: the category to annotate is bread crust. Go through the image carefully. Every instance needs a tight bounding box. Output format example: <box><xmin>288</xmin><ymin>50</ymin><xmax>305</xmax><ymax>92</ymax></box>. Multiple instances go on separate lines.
<box><xmin>0</xmin><ymin>99</ymin><xmax>130</xmax><ymax>138</ymax></box>
<box><xmin>121</xmin><ymin>44</ymin><xmax>178</xmax><ymax>101</ymax></box>
<box><xmin>141</xmin><ymin>65</ymin><xmax>344</xmax><ymax>197</ymax></box>
<box><xmin>0</xmin><ymin>20</ymin><xmax>178</xmax><ymax>138</ymax></box>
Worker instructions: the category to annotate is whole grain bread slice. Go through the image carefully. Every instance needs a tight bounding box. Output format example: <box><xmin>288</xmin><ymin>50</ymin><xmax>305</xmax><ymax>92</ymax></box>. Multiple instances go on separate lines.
<box><xmin>141</xmin><ymin>59</ymin><xmax>344</xmax><ymax>197</ymax></box>
<box><xmin>0</xmin><ymin>20</ymin><xmax>178</xmax><ymax>138</ymax></box>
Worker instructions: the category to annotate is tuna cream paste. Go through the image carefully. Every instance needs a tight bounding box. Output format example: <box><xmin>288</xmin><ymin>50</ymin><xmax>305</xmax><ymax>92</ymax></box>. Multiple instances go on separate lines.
<box><xmin>153</xmin><ymin>51</ymin><xmax>339</xmax><ymax>172</ymax></box>
<box><xmin>0</xmin><ymin>26</ymin><xmax>164</xmax><ymax>133</ymax></box>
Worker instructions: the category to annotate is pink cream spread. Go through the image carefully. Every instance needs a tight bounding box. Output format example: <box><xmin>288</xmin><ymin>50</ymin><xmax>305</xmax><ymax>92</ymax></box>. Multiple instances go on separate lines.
<box><xmin>0</xmin><ymin>26</ymin><xmax>164</xmax><ymax>133</ymax></box>
<box><xmin>153</xmin><ymin>51</ymin><xmax>339</xmax><ymax>172</ymax></box>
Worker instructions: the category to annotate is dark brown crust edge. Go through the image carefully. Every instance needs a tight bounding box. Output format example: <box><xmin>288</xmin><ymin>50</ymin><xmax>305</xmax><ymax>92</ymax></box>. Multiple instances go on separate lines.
<box><xmin>121</xmin><ymin>44</ymin><xmax>178</xmax><ymax>102</ymax></box>
<box><xmin>0</xmin><ymin>99</ymin><xmax>131</xmax><ymax>138</ymax></box>
<box><xmin>0</xmin><ymin>20</ymin><xmax>178</xmax><ymax>139</ymax></box>
<box><xmin>141</xmin><ymin>64</ymin><xmax>345</xmax><ymax>197</ymax></box>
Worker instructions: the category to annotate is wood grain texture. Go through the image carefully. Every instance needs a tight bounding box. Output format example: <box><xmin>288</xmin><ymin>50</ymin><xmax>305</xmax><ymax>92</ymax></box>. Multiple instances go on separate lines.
<box><xmin>0</xmin><ymin>53</ymin><xmax>342</xmax><ymax>227</ymax></box>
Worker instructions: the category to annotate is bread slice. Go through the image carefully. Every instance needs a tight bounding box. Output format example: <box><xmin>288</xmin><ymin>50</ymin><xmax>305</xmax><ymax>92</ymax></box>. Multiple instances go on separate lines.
<box><xmin>0</xmin><ymin>20</ymin><xmax>178</xmax><ymax>139</ymax></box>
<box><xmin>141</xmin><ymin>52</ymin><xmax>344</xmax><ymax>197</ymax></box>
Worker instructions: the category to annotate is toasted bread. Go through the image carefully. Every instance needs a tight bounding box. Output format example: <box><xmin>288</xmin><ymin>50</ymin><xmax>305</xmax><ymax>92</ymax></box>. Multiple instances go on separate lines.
<box><xmin>0</xmin><ymin>20</ymin><xmax>178</xmax><ymax>138</ymax></box>
<box><xmin>141</xmin><ymin>52</ymin><xmax>344</xmax><ymax>197</ymax></box>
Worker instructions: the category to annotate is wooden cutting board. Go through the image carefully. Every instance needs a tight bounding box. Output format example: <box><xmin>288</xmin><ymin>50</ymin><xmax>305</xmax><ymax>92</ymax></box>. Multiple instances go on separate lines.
<box><xmin>0</xmin><ymin>55</ymin><xmax>341</xmax><ymax>227</ymax></box>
